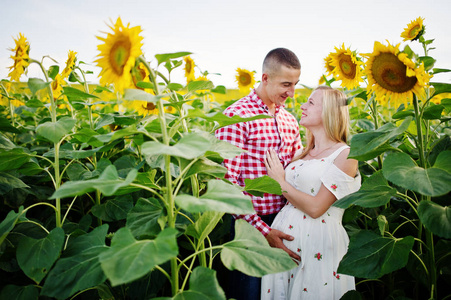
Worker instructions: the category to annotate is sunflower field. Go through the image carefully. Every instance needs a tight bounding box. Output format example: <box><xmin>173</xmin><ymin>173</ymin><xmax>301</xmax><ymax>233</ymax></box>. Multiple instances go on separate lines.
<box><xmin>0</xmin><ymin>16</ymin><xmax>450</xmax><ymax>300</ymax></box>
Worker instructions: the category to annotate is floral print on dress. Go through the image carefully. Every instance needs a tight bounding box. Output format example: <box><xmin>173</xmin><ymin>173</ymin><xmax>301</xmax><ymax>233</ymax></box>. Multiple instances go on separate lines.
<box><xmin>314</xmin><ymin>252</ymin><xmax>323</xmax><ymax>260</ymax></box>
<box><xmin>288</xmin><ymin>225</ymin><xmax>293</xmax><ymax>230</ymax></box>
<box><xmin>310</xmin><ymin>187</ymin><xmax>315</xmax><ymax>194</ymax></box>
<box><xmin>303</xmin><ymin>288</ymin><xmax>308</xmax><ymax>292</ymax></box>
<box><xmin>330</xmin><ymin>184</ymin><xmax>337</xmax><ymax>191</ymax></box>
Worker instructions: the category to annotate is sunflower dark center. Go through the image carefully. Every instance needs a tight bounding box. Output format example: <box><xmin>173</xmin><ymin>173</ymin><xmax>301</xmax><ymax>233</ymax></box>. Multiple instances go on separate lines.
<box><xmin>338</xmin><ymin>54</ymin><xmax>356</xmax><ymax>79</ymax></box>
<box><xmin>240</xmin><ymin>73</ymin><xmax>251</xmax><ymax>85</ymax></box>
<box><xmin>142</xmin><ymin>102</ymin><xmax>156</xmax><ymax>111</ymax></box>
<box><xmin>109</xmin><ymin>35</ymin><xmax>131</xmax><ymax>76</ymax></box>
<box><xmin>371</xmin><ymin>52</ymin><xmax>417</xmax><ymax>93</ymax></box>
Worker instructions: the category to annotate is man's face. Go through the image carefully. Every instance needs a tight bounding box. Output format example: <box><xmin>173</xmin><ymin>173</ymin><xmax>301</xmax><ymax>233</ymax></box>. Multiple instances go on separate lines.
<box><xmin>263</xmin><ymin>65</ymin><xmax>300</xmax><ymax>107</ymax></box>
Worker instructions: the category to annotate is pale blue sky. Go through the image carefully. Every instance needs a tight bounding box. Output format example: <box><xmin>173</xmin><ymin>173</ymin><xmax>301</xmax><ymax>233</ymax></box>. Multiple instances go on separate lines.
<box><xmin>1</xmin><ymin>0</ymin><xmax>450</xmax><ymax>88</ymax></box>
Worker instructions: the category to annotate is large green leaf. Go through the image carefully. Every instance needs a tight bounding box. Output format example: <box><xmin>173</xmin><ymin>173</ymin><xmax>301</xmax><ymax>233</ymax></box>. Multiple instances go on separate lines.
<box><xmin>28</xmin><ymin>78</ymin><xmax>50</xmax><ymax>95</ymax></box>
<box><xmin>221</xmin><ymin>220</ymin><xmax>297</xmax><ymax>277</ymax></box>
<box><xmin>92</xmin><ymin>194</ymin><xmax>134</xmax><ymax>222</ymax></box>
<box><xmin>142</xmin><ymin>133</ymin><xmax>211</xmax><ymax>160</ymax></box>
<box><xmin>418</xmin><ymin>201</ymin><xmax>451</xmax><ymax>239</ymax></box>
<box><xmin>185</xmin><ymin>211</ymin><xmax>224</xmax><ymax>243</ymax></box>
<box><xmin>36</xmin><ymin>117</ymin><xmax>77</xmax><ymax>143</ymax></box>
<box><xmin>334</xmin><ymin>171</ymin><xmax>397</xmax><ymax>209</ymax></box>
<box><xmin>176</xmin><ymin>267</ymin><xmax>226</xmax><ymax>300</ymax></box>
<box><xmin>184</xmin><ymin>157</ymin><xmax>227</xmax><ymax>178</ymax></box>
<box><xmin>0</xmin><ymin>148</ymin><xmax>30</xmax><ymax>171</ymax></box>
<box><xmin>126</xmin><ymin>197</ymin><xmax>165</xmax><ymax>238</ymax></box>
<box><xmin>244</xmin><ymin>176</ymin><xmax>282</xmax><ymax>197</ymax></box>
<box><xmin>349</xmin><ymin>118</ymin><xmax>411</xmax><ymax>160</ymax></box>
<box><xmin>62</xmin><ymin>86</ymin><xmax>100</xmax><ymax>100</ymax></box>
<box><xmin>187</xmin><ymin>108</ymin><xmax>272</xmax><ymax>129</ymax></box>
<box><xmin>123</xmin><ymin>88</ymin><xmax>164</xmax><ymax>102</ymax></box>
<box><xmin>431</xmin><ymin>82</ymin><xmax>451</xmax><ymax>96</ymax></box>
<box><xmin>0</xmin><ymin>207</ymin><xmax>23</xmax><ymax>246</ymax></box>
<box><xmin>175</xmin><ymin>180</ymin><xmax>255</xmax><ymax>214</ymax></box>
<box><xmin>50</xmin><ymin>165</ymin><xmax>137</xmax><ymax>199</ymax></box>
<box><xmin>0</xmin><ymin>116</ymin><xmax>20</xmax><ymax>133</ymax></box>
<box><xmin>0</xmin><ymin>172</ymin><xmax>29</xmax><ymax>195</ymax></box>
<box><xmin>16</xmin><ymin>227</ymin><xmax>65</xmax><ymax>284</ymax></box>
<box><xmin>337</xmin><ymin>230</ymin><xmax>414</xmax><ymax>279</ymax></box>
<box><xmin>0</xmin><ymin>285</ymin><xmax>39</xmax><ymax>300</ymax></box>
<box><xmin>382</xmin><ymin>152</ymin><xmax>451</xmax><ymax>196</ymax></box>
<box><xmin>99</xmin><ymin>227</ymin><xmax>178</xmax><ymax>286</ymax></box>
<box><xmin>41</xmin><ymin>225</ymin><xmax>109</xmax><ymax>299</ymax></box>
<box><xmin>187</xmin><ymin>80</ymin><xmax>215</xmax><ymax>92</ymax></box>
<box><xmin>155</xmin><ymin>51</ymin><xmax>192</xmax><ymax>65</ymax></box>
<box><xmin>432</xmin><ymin>150</ymin><xmax>451</xmax><ymax>173</ymax></box>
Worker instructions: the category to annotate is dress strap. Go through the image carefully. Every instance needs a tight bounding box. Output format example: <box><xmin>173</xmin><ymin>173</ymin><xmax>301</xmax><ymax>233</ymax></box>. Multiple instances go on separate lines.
<box><xmin>328</xmin><ymin>145</ymin><xmax>350</xmax><ymax>162</ymax></box>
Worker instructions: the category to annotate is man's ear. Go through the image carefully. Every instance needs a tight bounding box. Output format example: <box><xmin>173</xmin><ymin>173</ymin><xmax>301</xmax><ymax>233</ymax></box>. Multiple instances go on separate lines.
<box><xmin>261</xmin><ymin>73</ymin><xmax>269</xmax><ymax>84</ymax></box>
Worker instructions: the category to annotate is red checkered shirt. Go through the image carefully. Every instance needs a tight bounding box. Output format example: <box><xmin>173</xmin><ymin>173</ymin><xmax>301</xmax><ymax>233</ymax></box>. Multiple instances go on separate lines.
<box><xmin>215</xmin><ymin>89</ymin><xmax>302</xmax><ymax>236</ymax></box>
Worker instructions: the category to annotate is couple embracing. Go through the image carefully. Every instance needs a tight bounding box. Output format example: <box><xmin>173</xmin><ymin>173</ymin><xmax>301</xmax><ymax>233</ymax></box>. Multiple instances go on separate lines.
<box><xmin>215</xmin><ymin>48</ymin><xmax>361</xmax><ymax>300</ymax></box>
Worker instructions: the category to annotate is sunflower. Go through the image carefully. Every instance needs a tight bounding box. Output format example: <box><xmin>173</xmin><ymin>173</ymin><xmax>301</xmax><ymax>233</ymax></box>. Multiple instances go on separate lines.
<box><xmin>8</xmin><ymin>33</ymin><xmax>30</xmax><ymax>82</ymax></box>
<box><xmin>128</xmin><ymin>100</ymin><xmax>159</xmax><ymax>116</ymax></box>
<box><xmin>329</xmin><ymin>44</ymin><xmax>363</xmax><ymax>90</ymax></box>
<box><xmin>184</xmin><ymin>56</ymin><xmax>195</xmax><ymax>83</ymax></box>
<box><xmin>364</xmin><ymin>41</ymin><xmax>431</xmax><ymax>107</ymax></box>
<box><xmin>235</xmin><ymin>68</ymin><xmax>256</xmax><ymax>92</ymax></box>
<box><xmin>51</xmin><ymin>74</ymin><xmax>65</xmax><ymax>100</ymax></box>
<box><xmin>130</xmin><ymin>62</ymin><xmax>151</xmax><ymax>90</ymax></box>
<box><xmin>323</xmin><ymin>53</ymin><xmax>335</xmax><ymax>77</ymax></box>
<box><xmin>401</xmin><ymin>17</ymin><xmax>425</xmax><ymax>42</ymax></box>
<box><xmin>61</xmin><ymin>50</ymin><xmax>77</xmax><ymax>79</ymax></box>
<box><xmin>95</xmin><ymin>17</ymin><xmax>144</xmax><ymax>93</ymax></box>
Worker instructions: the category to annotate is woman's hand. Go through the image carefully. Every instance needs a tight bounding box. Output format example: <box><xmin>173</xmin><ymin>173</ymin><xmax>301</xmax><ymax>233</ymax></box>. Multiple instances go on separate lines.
<box><xmin>264</xmin><ymin>149</ymin><xmax>286</xmax><ymax>184</ymax></box>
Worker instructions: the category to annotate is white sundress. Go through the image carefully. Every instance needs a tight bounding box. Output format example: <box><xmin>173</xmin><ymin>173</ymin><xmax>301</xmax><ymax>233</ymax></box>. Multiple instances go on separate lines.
<box><xmin>261</xmin><ymin>145</ymin><xmax>361</xmax><ymax>300</ymax></box>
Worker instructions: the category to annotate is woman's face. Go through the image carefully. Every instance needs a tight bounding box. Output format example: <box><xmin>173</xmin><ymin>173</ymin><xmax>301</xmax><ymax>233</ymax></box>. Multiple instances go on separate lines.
<box><xmin>299</xmin><ymin>89</ymin><xmax>323</xmax><ymax>128</ymax></box>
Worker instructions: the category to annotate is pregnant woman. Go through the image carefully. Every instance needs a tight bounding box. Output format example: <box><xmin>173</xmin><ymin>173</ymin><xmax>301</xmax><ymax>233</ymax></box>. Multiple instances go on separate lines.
<box><xmin>261</xmin><ymin>86</ymin><xmax>361</xmax><ymax>299</ymax></box>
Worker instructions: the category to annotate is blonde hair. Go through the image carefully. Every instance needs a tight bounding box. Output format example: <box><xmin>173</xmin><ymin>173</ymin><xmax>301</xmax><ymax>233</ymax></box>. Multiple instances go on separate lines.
<box><xmin>297</xmin><ymin>86</ymin><xmax>349</xmax><ymax>160</ymax></box>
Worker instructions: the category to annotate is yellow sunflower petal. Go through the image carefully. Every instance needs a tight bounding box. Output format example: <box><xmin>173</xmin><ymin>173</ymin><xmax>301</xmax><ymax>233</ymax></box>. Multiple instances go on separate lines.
<box><xmin>8</xmin><ymin>33</ymin><xmax>30</xmax><ymax>82</ymax></box>
<box><xmin>61</xmin><ymin>50</ymin><xmax>77</xmax><ymax>79</ymax></box>
<box><xmin>95</xmin><ymin>17</ymin><xmax>144</xmax><ymax>93</ymax></box>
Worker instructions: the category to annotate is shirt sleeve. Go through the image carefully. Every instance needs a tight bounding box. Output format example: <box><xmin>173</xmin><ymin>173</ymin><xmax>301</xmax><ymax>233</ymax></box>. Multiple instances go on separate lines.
<box><xmin>215</xmin><ymin>115</ymin><xmax>271</xmax><ymax>236</ymax></box>
<box><xmin>320</xmin><ymin>163</ymin><xmax>361</xmax><ymax>200</ymax></box>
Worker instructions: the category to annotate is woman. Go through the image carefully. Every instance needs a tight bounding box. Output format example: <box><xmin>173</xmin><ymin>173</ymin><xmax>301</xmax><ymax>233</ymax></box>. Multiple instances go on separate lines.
<box><xmin>261</xmin><ymin>86</ymin><xmax>361</xmax><ymax>299</ymax></box>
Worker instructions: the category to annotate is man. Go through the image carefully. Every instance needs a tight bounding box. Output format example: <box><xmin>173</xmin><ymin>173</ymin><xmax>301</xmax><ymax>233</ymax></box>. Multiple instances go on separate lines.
<box><xmin>215</xmin><ymin>48</ymin><xmax>302</xmax><ymax>300</ymax></box>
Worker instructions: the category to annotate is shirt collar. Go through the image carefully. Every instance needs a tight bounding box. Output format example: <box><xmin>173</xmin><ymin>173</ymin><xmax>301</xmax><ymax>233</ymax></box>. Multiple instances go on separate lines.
<box><xmin>249</xmin><ymin>89</ymin><xmax>284</xmax><ymax>114</ymax></box>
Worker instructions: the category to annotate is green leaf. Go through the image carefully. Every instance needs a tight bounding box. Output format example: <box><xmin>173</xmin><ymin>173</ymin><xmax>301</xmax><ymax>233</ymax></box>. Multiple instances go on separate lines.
<box><xmin>418</xmin><ymin>56</ymin><xmax>436</xmax><ymax>71</ymax></box>
<box><xmin>136</xmin><ymin>81</ymin><xmax>155</xmax><ymax>90</ymax></box>
<box><xmin>62</xmin><ymin>86</ymin><xmax>100</xmax><ymax>100</ymax></box>
<box><xmin>92</xmin><ymin>195</ymin><xmax>134</xmax><ymax>222</ymax></box>
<box><xmin>175</xmin><ymin>180</ymin><xmax>255</xmax><ymax>214</ymax></box>
<box><xmin>0</xmin><ymin>207</ymin><xmax>23</xmax><ymax>246</ymax></box>
<box><xmin>166</xmin><ymin>83</ymin><xmax>184</xmax><ymax>91</ymax></box>
<box><xmin>211</xmin><ymin>85</ymin><xmax>227</xmax><ymax>94</ymax></box>
<box><xmin>184</xmin><ymin>266</ymin><xmax>226</xmax><ymax>300</ymax></box>
<box><xmin>0</xmin><ymin>285</ymin><xmax>39</xmax><ymax>300</ymax></box>
<box><xmin>41</xmin><ymin>225</ymin><xmax>109</xmax><ymax>299</ymax></box>
<box><xmin>423</xmin><ymin>104</ymin><xmax>444</xmax><ymax>120</ymax></box>
<box><xmin>0</xmin><ymin>172</ymin><xmax>29</xmax><ymax>195</ymax></box>
<box><xmin>184</xmin><ymin>157</ymin><xmax>227</xmax><ymax>178</ymax></box>
<box><xmin>126</xmin><ymin>197</ymin><xmax>165</xmax><ymax>238</ymax></box>
<box><xmin>382</xmin><ymin>152</ymin><xmax>451</xmax><ymax>196</ymax></box>
<box><xmin>432</xmin><ymin>68</ymin><xmax>451</xmax><ymax>74</ymax></box>
<box><xmin>0</xmin><ymin>149</ymin><xmax>30</xmax><ymax>171</ymax></box>
<box><xmin>99</xmin><ymin>227</ymin><xmax>178</xmax><ymax>286</ymax></box>
<box><xmin>50</xmin><ymin>165</ymin><xmax>138</xmax><ymax>199</ymax></box>
<box><xmin>155</xmin><ymin>51</ymin><xmax>192</xmax><ymax>65</ymax></box>
<box><xmin>0</xmin><ymin>116</ymin><xmax>20</xmax><ymax>133</ymax></box>
<box><xmin>337</xmin><ymin>230</ymin><xmax>414</xmax><ymax>279</ymax></box>
<box><xmin>27</xmin><ymin>78</ymin><xmax>50</xmax><ymax>95</ymax></box>
<box><xmin>123</xmin><ymin>88</ymin><xmax>164</xmax><ymax>102</ymax></box>
<box><xmin>36</xmin><ymin>117</ymin><xmax>76</xmax><ymax>143</ymax></box>
<box><xmin>48</xmin><ymin>65</ymin><xmax>59</xmax><ymax>79</ymax></box>
<box><xmin>187</xmin><ymin>80</ymin><xmax>214</xmax><ymax>92</ymax></box>
<box><xmin>244</xmin><ymin>176</ymin><xmax>282</xmax><ymax>197</ymax></box>
<box><xmin>142</xmin><ymin>133</ymin><xmax>211</xmax><ymax>160</ymax></box>
<box><xmin>185</xmin><ymin>211</ymin><xmax>224</xmax><ymax>242</ymax></box>
<box><xmin>431</xmin><ymin>82</ymin><xmax>451</xmax><ymax>96</ymax></box>
<box><xmin>418</xmin><ymin>201</ymin><xmax>451</xmax><ymax>239</ymax></box>
<box><xmin>221</xmin><ymin>220</ymin><xmax>297</xmax><ymax>276</ymax></box>
<box><xmin>16</xmin><ymin>227</ymin><xmax>65</xmax><ymax>284</ymax></box>
<box><xmin>187</xmin><ymin>108</ymin><xmax>272</xmax><ymax>129</ymax></box>
<box><xmin>432</xmin><ymin>150</ymin><xmax>451</xmax><ymax>173</ymax></box>
<box><xmin>349</xmin><ymin>118</ymin><xmax>411</xmax><ymax>160</ymax></box>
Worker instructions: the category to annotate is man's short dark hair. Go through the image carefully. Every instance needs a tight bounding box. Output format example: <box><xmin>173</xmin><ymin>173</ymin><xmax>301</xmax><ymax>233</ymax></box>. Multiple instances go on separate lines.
<box><xmin>263</xmin><ymin>48</ymin><xmax>301</xmax><ymax>75</ymax></box>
